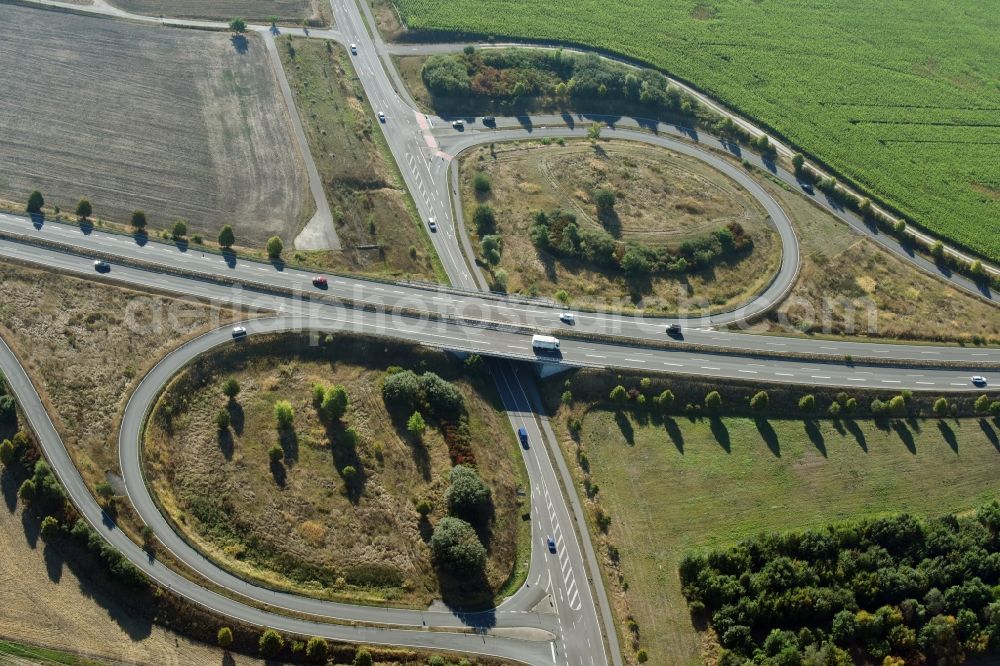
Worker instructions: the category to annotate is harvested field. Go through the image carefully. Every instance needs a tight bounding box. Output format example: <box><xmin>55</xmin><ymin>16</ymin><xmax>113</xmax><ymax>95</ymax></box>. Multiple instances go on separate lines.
<box><xmin>0</xmin><ymin>4</ymin><xmax>309</xmax><ymax>245</ymax></box>
<box><xmin>0</xmin><ymin>262</ymin><xmax>235</xmax><ymax>495</ymax></box>
<box><xmin>145</xmin><ymin>334</ymin><xmax>529</xmax><ymax>607</ymax></box>
<box><xmin>106</xmin><ymin>0</ymin><xmax>320</xmax><ymax>22</ymax></box>
<box><xmin>459</xmin><ymin>139</ymin><xmax>779</xmax><ymax>313</ymax></box>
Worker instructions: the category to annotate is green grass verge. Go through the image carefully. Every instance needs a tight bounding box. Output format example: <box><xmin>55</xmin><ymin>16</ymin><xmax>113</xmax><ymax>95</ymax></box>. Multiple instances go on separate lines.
<box><xmin>0</xmin><ymin>639</ymin><xmax>102</xmax><ymax>665</ymax></box>
<box><xmin>568</xmin><ymin>409</ymin><xmax>1000</xmax><ymax>665</ymax></box>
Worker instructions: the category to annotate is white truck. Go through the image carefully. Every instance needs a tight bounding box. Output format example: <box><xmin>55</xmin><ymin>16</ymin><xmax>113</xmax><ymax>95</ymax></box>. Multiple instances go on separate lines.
<box><xmin>531</xmin><ymin>334</ymin><xmax>561</xmax><ymax>352</ymax></box>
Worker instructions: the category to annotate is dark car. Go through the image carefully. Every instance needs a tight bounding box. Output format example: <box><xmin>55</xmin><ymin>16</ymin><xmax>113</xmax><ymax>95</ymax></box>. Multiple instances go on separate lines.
<box><xmin>547</xmin><ymin>536</ymin><xmax>557</xmax><ymax>554</ymax></box>
<box><xmin>93</xmin><ymin>260</ymin><xmax>110</xmax><ymax>273</ymax></box>
<box><xmin>666</xmin><ymin>323</ymin><xmax>682</xmax><ymax>336</ymax></box>
<box><xmin>800</xmin><ymin>182</ymin><xmax>815</xmax><ymax>195</ymax></box>
<box><xmin>482</xmin><ymin>116</ymin><xmax>496</xmax><ymax>126</ymax></box>
<box><xmin>518</xmin><ymin>427</ymin><xmax>529</xmax><ymax>449</ymax></box>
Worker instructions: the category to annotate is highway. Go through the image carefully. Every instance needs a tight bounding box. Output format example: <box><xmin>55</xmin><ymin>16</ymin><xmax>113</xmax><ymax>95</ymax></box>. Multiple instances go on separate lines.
<box><xmin>0</xmin><ymin>2</ymin><xmax>997</xmax><ymax>666</ymax></box>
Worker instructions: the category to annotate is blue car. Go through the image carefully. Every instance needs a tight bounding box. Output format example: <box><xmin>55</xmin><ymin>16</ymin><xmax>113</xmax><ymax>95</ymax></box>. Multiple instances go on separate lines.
<box><xmin>518</xmin><ymin>427</ymin><xmax>529</xmax><ymax>448</ymax></box>
<box><xmin>547</xmin><ymin>536</ymin><xmax>557</xmax><ymax>554</ymax></box>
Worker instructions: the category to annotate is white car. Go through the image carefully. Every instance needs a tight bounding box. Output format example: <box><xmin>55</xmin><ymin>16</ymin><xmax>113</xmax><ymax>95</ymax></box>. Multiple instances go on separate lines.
<box><xmin>452</xmin><ymin>119</ymin><xmax>464</xmax><ymax>129</ymax></box>
<box><xmin>231</xmin><ymin>326</ymin><xmax>248</xmax><ymax>339</ymax></box>
<box><xmin>350</xmin><ymin>43</ymin><xmax>357</xmax><ymax>55</ymax></box>
<box><xmin>559</xmin><ymin>312</ymin><xmax>575</xmax><ymax>325</ymax></box>
<box><xmin>377</xmin><ymin>111</ymin><xmax>385</xmax><ymax>123</ymax></box>
<box><xmin>428</xmin><ymin>219</ymin><xmax>438</xmax><ymax>232</ymax></box>
<box><xmin>971</xmin><ymin>375</ymin><xmax>988</xmax><ymax>387</ymax></box>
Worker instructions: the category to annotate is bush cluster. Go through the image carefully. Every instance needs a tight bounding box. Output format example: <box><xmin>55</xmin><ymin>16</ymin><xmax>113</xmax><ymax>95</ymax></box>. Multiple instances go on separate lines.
<box><xmin>382</xmin><ymin>369</ymin><xmax>465</xmax><ymax>422</ymax></box>
<box><xmin>530</xmin><ymin>208</ymin><xmax>750</xmax><ymax>277</ymax></box>
<box><xmin>681</xmin><ymin>504</ymin><xmax>1000</xmax><ymax>665</ymax></box>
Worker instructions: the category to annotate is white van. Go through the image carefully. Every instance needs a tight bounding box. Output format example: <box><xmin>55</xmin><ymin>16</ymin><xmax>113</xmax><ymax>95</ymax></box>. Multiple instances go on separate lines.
<box><xmin>531</xmin><ymin>335</ymin><xmax>560</xmax><ymax>351</ymax></box>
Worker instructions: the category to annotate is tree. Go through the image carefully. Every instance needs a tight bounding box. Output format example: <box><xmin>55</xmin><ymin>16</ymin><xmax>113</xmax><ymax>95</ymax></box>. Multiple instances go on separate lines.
<box><xmin>18</xmin><ymin>478</ymin><xmax>36</xmax><ymax>502</ymax></box>
<box><xmin>594</xmin><ymin>188</ymin><xmax>616</xmax><ymax>212</ymax></box>
<box><xmin>229</xmin><ymin>17</ymin><xmax>247</xmax><ymax>33</ymax></box>
<box><xmin>217</xmin><ymin>627</ymin><xmax>234</xmax><ymax>648</ymax></box>
<box><xmin>268</xmin><ymin>444</ymin><xmax>283</xmax><ymax>463</ymax></box>
<box><xmin>218</xmin><ymin>225</ymin><xmax>235</xmax><ymax>249</ymax></box>
<box><xmin>933</xmin><ymin>397</ymin><xmax>948</xmax><ymax>417</ymax></box>
<box><xmin>750</xmin><ymin>391</ymin><xmax>769</xmax><ymax>411</ymax></box>
<box><xmin>221</xmin><ymin>377</ymin><xmax>241</xmax><ymax>400</ymax></box>
<box><xmin>266</xmin><ymin>236</ymin><xmax>283</xmax><ymax>260</ymax></box>
<box><xmin>974</xmin><ymin>394</ymin><xmax>990</xmax><ymax>414</ymax></box>
<box><xmin>799</xmin><ymin>394</ymin><xmax>816</xmax><ymax>412</ymax></box>
<box><xmin>705</xmin><ymin>390</ymin><xmax>722</xmax><ymax>411</ymax></box>
<box><xmin>321</xmin><ymin>385</ymin><xmax>348</xmax><ymax>421</ymax></box>
<box><xmin>620</xmin><ymin>248</ymin><xmax>650</xmax><ymax>277</ymax></box>
<box><xmin>828</xmin><ymin>401</ymin><xmax>842</xmax><ymax>417</ymax></box>
<box><xmin>930</xmin><ymin>240</ymin><xmax>944</xmax><ymax>260</ymax></box>
<box><xmin>493</xmin><ymin>268</ymin><xmax>508</xmax><ymax>292</ymax></box>
<box><xmin>446</xmin><ymin>465</ymin><xmax>491</xmax><ymax>519</ymax></box>
<box><xmin>991</xmin><ymin>401</ymin><xmax>1000</xmax><ymax>418</ymax></box>
<box><xmin>216</xmin><ymin>409</ymin><xmax>231</xmax><ymax>430</ymax></box>
<box><xmin>353</xmin><ymin>648</ymin><xmax>374</xmax><ymax>666</ymax></box>
<box><xmin>561</xmin><ymin>390</ymin><xmax>573</xmax><ymax>405</ymax></box>
<box><xmin>472</xmin><ymin>204</ymin><xmax>496</xmax><ymax>235</ymax></box>
<box><xmin>792</xmin><ymin>153</ymin><xmax>805</xmax><ymax>173</ymax></box>
<box><xmin>406</xmin><ymin>411</ymin><xmax>427</xmax><ymax>438</ymax></box>
<box><xmin>75</xmin><ymin>198</ymin><xmax>92</xmax><ymax>220</ymax></box>
<box><xmin>26</xmin><ymin>190</ymin><xmax>44</xmax><ymax>214</ymax></box>
<box><xmin>341</xmin><ymin>465</ymin><xmax>357</xmax><ymax>481</ymax></box>
<box><xmin>415</xmin><ymin>498</ymin><xmax>432</xmax><ymax>517</ymax></box>
<box><xmin>430</xmin><ymin>516</ymin><xmax>486</xmax><ymax>572</ymax></box>
<box><xmin>40</xmin><ymin>515</ymin><xmax>60</xmax><ymax>540</ymax></box>
<box><xmin>610</xmin><ymin>385</ymin><xmax>627</xmax><ymax>403</ymax></box>
<box><xmin>587</xmin><ymin>122</ymin><xmax>603</xmax><ymax>141</ymax></box>
<box><xmin>0</xmin><ymin>394</ymin><xmax>16</xmax><ymax>425</ymax></box>
<box><xmin>274</xmin><ymin>400</ymin><xmax>294</xmax><ymax>429</ymax></box>
<box><xmin>0</xmin><ymin>439</ymin><xmax>15</xmax><ymax>467</ymax></box>
<box><xmin>382</xmin><ymin>370</ymin><xmax>420</xmax><ymax>412</ymax></box>
<box><xmin>888</xmin><ymin>395</ymin><xmax>906</xmax><ymax>416</ymax></box>
<box><xmin>258</xmin><ymin>628</ymin><xmax>284</xmax><ymax>657</ymax></box>
<box><xmin>305</xmin><ymin>636</ymin><xmax>328</xmax><ymax>661</ymax></box>
<box><xmin>473</xmin><ymin>172</ymin><xmax>491</xmax><ymax>195</ymax></box>
<box><xmin>172</xmin><ymin>219</ymin><xmax>187</xmax><ymax>239</ymax></box>
<box><xmin>130</xmin><ymin>210</ymin><xmax>147</xmax><ymax>230</ymax></box>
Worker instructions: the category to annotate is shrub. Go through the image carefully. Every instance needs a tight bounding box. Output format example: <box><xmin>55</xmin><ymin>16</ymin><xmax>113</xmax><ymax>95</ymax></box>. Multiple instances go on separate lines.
<box><xmin>172</xmin><ymin>219</ymin><xmax>187</xmax><ymax>239</ymax></box>
<box><xmin>887</xmin><ymin>395</ymin><xmax>906</xmax><ymax>416</ymax></box>
<box><xmin>266</xmin><ymin>236</ymin><xmax>284</xmax><ymax>259</ymax></box>
<box><xmin>561</xmin><ymin>390</ymin><xmax>573</xmax><ymax>405</ymax></box>
<box><xmin>268</xmin><ymin>444</ymin><xmax>283</xmax><ymax>463</ymax></box>
<box><xmin>258</xmin><ymin>629</ymin><xmax>284</xmax><ymax>657</ymax></box>
<box><xmin>705</xmin><ymin>391</ymin><xmax>722</xmax><ymax>411</ymax></box>
<box><xmin>430</xmin><ymin>516</ymin><xmax>486</xmax><ymax>572</ymax></box>
<box><xmin>473</xmin><ymin>204</ymin><xmax>497</xmax><ymax>235</ymax></box>
<box><xmin>791</xmin><ymin>153</ymin><xmax>805</xmax><ymax>172</ymax></box>
<box><xmin>798</xmin><ymin>394</ymin><xmax>815</xmax><ymax>412</ymax></box>
<box><xmin>932</xmin><ymin>397</ymin><xmax>948</xmax><ymax>416</ymax></box>
<box><xmin>305</xmin><ymin>636</ymin><xmax>328</xmax><ymax>661</ymax></box>
<box><xmin>382</xmin><ymin>369</ymin><xmax>420</xmax><ymax>412</ymax></box>
<box><xmin>610</xmin><ymin>385</ymin><xmax>627</xmax><ymax>402</ymax></box>
<box><xmin>221</xmin><ymin>377</ymin><xmax>241</xmax><ymax>399</ymax></box>
<box><xmin>40</xmin><ymin>515</ymin><xmax>60</xmax><ymax>540</ymax></box>
<box><xmin>991</xmin><ymin>401</ymin><xmax>1000</xmax><ymax>418</ymax></box>
<box><xmin>274</xmin><ymin>400</ymin><xmax>294</xmax><ymax>429</ymax></box>
<box><xmin>594</xmin><ymin>187</ymin><xmax>617</xmax><ymax>212</ymax></box>
<box><xmin>353</xmin><ymin>648</ymin><xmax>374</xmax><ymax>666</ymax></box>
<box><xmin>828</xmin><ymin>402</ymin><xmax>842</xmax><ymax>417</ymax></box>
<box><xmin>215</xmin><ymin>409</ymin><xmax>231</xmax><ymax>430</ymax></box>
<box><xmin>75</xmin><ymin>198</ymin><xmax>92</xmax><ymax>219</ymax></box>
<box><xmin>657</xmin><ymin>389</ymin><xmax>675</xmax><ymax>410</ymax></box>
<box><xmin>130</xmin><ymin>210</ymin><xmax>147</xmax><ymax>230</ymax></box>
<box><xmin>0</xmin><ymin>439</ymin><xmax>15</xmax><ymax>467</ymax></box>
<box><xmin>218</xmin><ymin>225</ymin><xmax>236</xmax><ymax>249</ymax></box>
<box><xmin>420</xmin><ymin>372</ymin><xmax>465</xmax><ymax>420</ymax></box>
<box><xmin>18</xmin><ymin>478</ymin><xmax>36</xmax><ymax>502</ymax></box>
<box><xmin>750</xmin><ymin>391</ymin><xmax>769</xmax><ymax>411</ymax></box>
<box><xmin>217</xmin><ymin>627</ymin><xmax>234</xmax><ymax>648</ymax></box>
<box><xmin>0</xmin><ymin>394</ymin><xmax>16</xmax><ymax>425</ymax></box>
<box><xmin>974</xmin><ymin>394</ymin><xmax>990</xmax><ymax>414</ymax></box>
<box><xmin>415</xmin><ymin>498</ymin><xmax>432</xmax><ymax>517</ymax></box>
<box><xmin>446</xmin><ymin>465</ymin><xmax>491</xmax><ymax>519</ymax></box>
<box><xmin>473</xmin><ymin>172</ymin><xmax>492</xmax><ymax>194</ymax></box>
<box><xmin>321</xmin><ymin>385</ymin><xmax>349</xmax><ymax>421</ymax></box>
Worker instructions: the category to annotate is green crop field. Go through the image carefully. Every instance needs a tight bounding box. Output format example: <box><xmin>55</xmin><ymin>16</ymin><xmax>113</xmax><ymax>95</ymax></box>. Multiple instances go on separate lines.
<box><xmin>393</xmin><ymin>0</ymin><xmax>1000</xmax><ymax>262</ymax></box>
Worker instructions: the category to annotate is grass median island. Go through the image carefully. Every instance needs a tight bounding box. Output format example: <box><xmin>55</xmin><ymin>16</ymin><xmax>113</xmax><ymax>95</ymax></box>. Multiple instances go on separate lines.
<box><xmin>459</xmin><ymin>139</ymin><xmax>779</xmax><ymax>313</ymax></box>
<box><xmin>144</xmin><ymin>334</ymin><xmax>529</xmax><ymax>608</ymax></box>
<box><xmin>391</xmin><ymin>0</ymin><xmax>1000</xmax><ymax>265</ymax></box>
<box><xmin>545</xmin><ymin>373</ymin><xmax>1000</xmax><ymax>665</ymax></box>
<box><xmin>279</xmin><ymin>37</ymin><xmax>444</xmax><ymax>282</ymax></box>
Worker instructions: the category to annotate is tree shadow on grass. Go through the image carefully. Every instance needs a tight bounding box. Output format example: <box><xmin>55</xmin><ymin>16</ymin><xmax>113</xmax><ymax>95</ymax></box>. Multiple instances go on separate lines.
<box><xmin>437</xmin><ymin>568</ymin><xmax>497</xmax><ymax>617</ymax></box>
<box><xmin>753</xmin><ymin>418</ymin><xmax>779</xmax><ymax>457</ymax></box>
<box><xmin>980</xmin><ymin>418</ymin><xmax>999</xmax><ymax>452</ymax></box>
<box><xmin>217</xmin><ymin>428</ymin><xmax>234</xmax><ymax>461</ymax></box>
<box><xmin>43</xmin><ymin>541</ymin><xmax>64</xmax><ymax>583</ymax></box>
<box><xmin>278</xmin><ymin>428</ymin><xmax>298</xmax><ymax>463</ymax></box>
<box><xmin>664</xmin><ymin>417</ymin><xmax>684</xmax><ymax>454</ymax></box>
<box><xmin>410</xmin><ymin>437</ymin><xmax>432</xmax><ymax>481</ymax></box>
<box><xmin>269</xmin><ymin>459</ymin><xmax>286</xmax><ymax>487</ymax></box>
<box><xmin>937</xmin><ymin>420</ymin><xmax>958</xmax><ymax>453</ymax></box>
<box><xmin>328</xmin><ymin>426</ymin><xmax>366</xmax><ymax>504</ymax></box>
<box><xmin>227</xmin><ymin>401</ymin><xmax>244</xmax><ymax>435</ymax></box>
<box><xmin>2</xmin><ymin>469</ymin><xmax>18</xmax><ymax>512</ymax></box>
<box><xmin>805</xmin><ymin>420</ymin><xmax>826</xmax><ymax>457</ymax></box>
<box><xmin>845</xmin><ymin>419</ymin><xmax>868</xmax><ymax>452</ymax></box>
<box><xmin>614</xmin><ymin>411</ymin><xmax>634</xmax><ymax>446</ymax></box>
<box><xmin>892</xmin><ymin>420</ymin><xmax>916</xmax><ymax>454</ymax></box>
<box><xmin>710</xmin><ymin>417</ymin><xmax>730</xmax><ymax>453</ymax></box>
<box><xmin>231</xmin><ymin>34</ymin><xmax>248</xmax><ymax>54</ymax></box>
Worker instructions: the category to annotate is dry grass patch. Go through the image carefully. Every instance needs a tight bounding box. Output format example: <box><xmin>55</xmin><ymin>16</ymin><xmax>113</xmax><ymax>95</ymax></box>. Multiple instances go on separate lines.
<box><xmin>0</xmin><ymin>4</ymin><xmax>309</xmax><ymax>245</ymax></box>
<box><xmin>280</xmin><ymin>38</ymin><xmax>443</xmax><ymax>281</ymax></box>
<box><xmin>0</xmin><ymin>262</ymin><xmax>234</xmax><ymax>491</ymax></box>
<box><xmin>460</xmin><ymin>139</ymin><xmax>780</xmax><ymax>313</ymax></box>
<box><xmin>748</xmin><ymin>177</ymin><xmax>1000</xmax><ymax>344</ymax></box>
<box><xmin>145</xmin><ymin>334</ymin><xmax>528</xmax><ymax>608</ymax></box>
<box><xmin>106</xmin><ymin>0</ymin><xmax>323</xmax><ymax>22</ymax></box>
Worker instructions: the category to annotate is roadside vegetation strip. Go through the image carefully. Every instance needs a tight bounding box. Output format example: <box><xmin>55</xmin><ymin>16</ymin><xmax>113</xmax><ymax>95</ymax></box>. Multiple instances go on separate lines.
<box><xmin>392</xmin><ymin>0</ymin><xmax>1000</xmax><ymax>265</ymax></box>
<box><xmin>545</xmin><ymin>369</ymin><xmax>1000</xmax><ymax>664</ymax></box>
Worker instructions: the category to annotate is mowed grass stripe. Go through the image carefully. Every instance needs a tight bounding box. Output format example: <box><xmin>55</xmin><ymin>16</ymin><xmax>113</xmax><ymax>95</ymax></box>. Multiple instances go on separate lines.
<box><xmin>393</xmin><ymin>0</ymin><xmax>1000</xmax><ymax>261</ymax></box>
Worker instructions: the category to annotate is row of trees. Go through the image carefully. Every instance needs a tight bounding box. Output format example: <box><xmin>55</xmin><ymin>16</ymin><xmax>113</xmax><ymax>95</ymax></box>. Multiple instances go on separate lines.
<box><xmin>681</xmin><ymin>504</ymin><xmax>1000</xmax><ymax>665</ymax></box>
<box><xmin>430</xmin><ymin>465</ymin><xmax>493</xmax><ymax>574</ymax></box>
<box><xmin>530</xmin><ymin>207</ymin><xmax>750</xmax><ymax>277</ymax></box>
